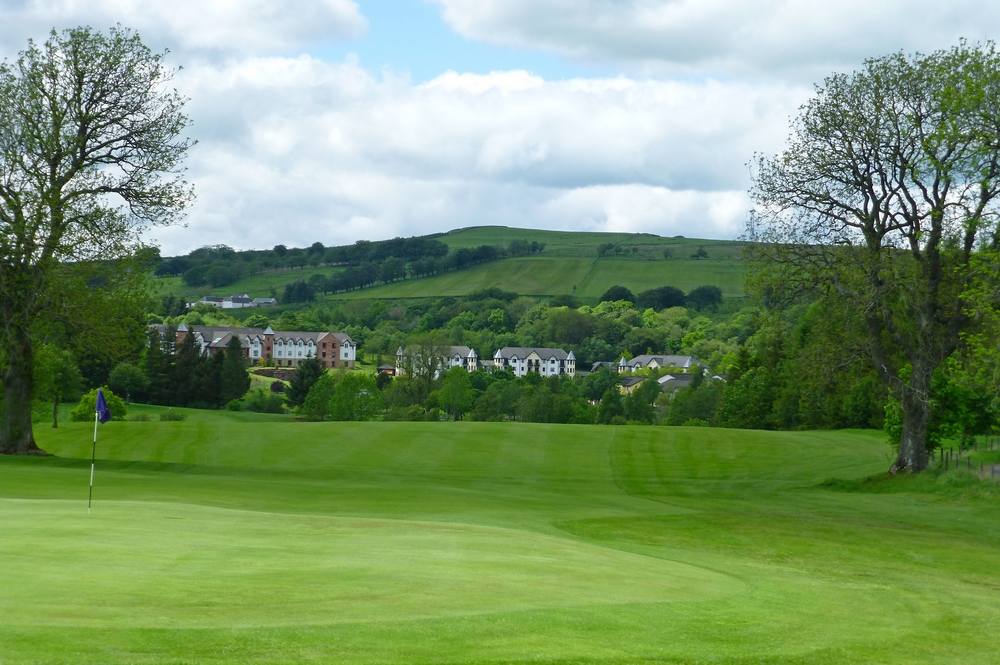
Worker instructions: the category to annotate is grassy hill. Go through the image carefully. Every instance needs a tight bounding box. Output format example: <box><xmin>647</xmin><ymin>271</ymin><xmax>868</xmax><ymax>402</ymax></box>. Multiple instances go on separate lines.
<box><xmin>158</xmin><ymin>226</ymin><xmax>748</xmax><ymax>302</ymax></box>
<box><xmin>2</xmin><ymin>407</ymin><xmax>998</xmax><ymax>664</ymax></box>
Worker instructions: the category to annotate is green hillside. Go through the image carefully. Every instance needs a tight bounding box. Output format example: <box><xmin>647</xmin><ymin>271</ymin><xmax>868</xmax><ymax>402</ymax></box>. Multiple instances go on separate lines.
<box><xmin>154</xmin><ymin>265</ymin><xmax>344</xmax><ymax>298</ymax></box>
<box><xmin>2</xmin><ymin>407</ymin><xmax>998</xmax><ymax>664</ymax></box>
<box><xmin>333</xmin><ymin>255</ymin><xmax>745</xmax><ymax>299</ymax></box>
<box><xmin>157</xmin><ymin>226</ymin><xmax>747</xmax><ymax>302</ymax></box>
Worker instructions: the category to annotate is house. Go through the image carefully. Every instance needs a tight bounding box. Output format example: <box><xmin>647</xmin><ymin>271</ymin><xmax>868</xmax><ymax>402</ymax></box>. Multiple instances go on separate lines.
<box><xmin>172</xmin><ymin>324</ymin><xmax>356</xmax><ymax>369</ymax></box>
<box><xmin>658</xmin><ymin>373</ymin><xmax>696</xmax><ymax>393</ymax></box>
<box><xmin>619</xmin><ymin>376</ymin><xmax>646</xmax><ymax>395</ymax></box>
<box><xmin>591</xmin><ymin>361</ymin><xmax>617</xmax><ymax>372</ymax></box>
<box><xmin>192</xmin><ymin>294</ymin><xmax>276</xmax><ymax>309</ymax></box>
<box><xmin>493</xmin><ymin>347</ymin><xmax>575</xmax><ymax>377</ymax></box>
<box><xmin>395</xmin><ymin>345</ymin><xmax>478</xmax><ymax>377</ymax></box>
<box><xmin>619</xmin><ymin>354</ymin><xmax>703</xmax><ymax>374</ymax></box>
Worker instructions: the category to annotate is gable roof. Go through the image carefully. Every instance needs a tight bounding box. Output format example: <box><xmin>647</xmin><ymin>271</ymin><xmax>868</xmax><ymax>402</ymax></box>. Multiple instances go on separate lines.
<box><xmin>623</xmin><ymin>354</ymin><xmax>700</xmax><ymax>369</ymax></box>
<box><xmin>495</xmin><ymin>346</ymin><xmax>572</xmax><ymax>361</ymax></box>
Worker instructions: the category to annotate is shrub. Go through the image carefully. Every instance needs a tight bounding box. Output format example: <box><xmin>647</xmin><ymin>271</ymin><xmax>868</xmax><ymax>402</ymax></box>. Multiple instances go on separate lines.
<box><xmin>159</xmin><ymin>410</ymin><xmax>187</xmax><ymax>421</ymax></box>
<box><xmin>70</xmin><ymin>388</ymin><xmax>127</xmax><ymax>422</ymax></box>
<box><xmin>226</xmin><ymin>400</ymin><xmax>243</xmax><ymax>411</ymax></box>
<box><xmin>129</xmin><ymin>413</ymin><xmax>152</xmax><ymax>422</ymax></box>
<box><xmin>270</xmin><ymin>380</ymin><xmax>285</xmax><ymax>393</ymax></box>
<box><xmin>244</xmin><ymin>388</ymin><xmax>284</xmax><ymax>413</ymax></box>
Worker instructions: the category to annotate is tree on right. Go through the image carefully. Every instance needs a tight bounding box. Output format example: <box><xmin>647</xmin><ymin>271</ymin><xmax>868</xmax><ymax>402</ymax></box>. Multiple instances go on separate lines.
<box><xmin>748</xmin><ymin>42</ymin><xmax>1000</xmax><ymax>472</ymax></box>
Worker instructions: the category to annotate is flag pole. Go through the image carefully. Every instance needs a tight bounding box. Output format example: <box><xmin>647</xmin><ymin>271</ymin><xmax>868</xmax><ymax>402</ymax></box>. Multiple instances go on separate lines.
<box><xmin>88</xmin><ymin>409</ymin><xmax>98</xmax><ymax>513</ymax></box>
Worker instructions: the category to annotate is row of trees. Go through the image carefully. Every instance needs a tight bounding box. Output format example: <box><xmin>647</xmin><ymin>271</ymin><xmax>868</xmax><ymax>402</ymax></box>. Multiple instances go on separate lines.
<box><xmin>599</xmin><ymin>284</ymin><xmax>723</xmax><ymax>311</ymax></box>
<box><xmin>296</xmin><ymin>365</ymin><xmax>667</xmax><ymax>425</ymax></box>
<box><xmin>109</xmin><ymin>331</ymin><xmax>251</xmax><ymax>409</ymax></box>
<box><xmin>164</xmin><ymin>235</ymin><xmax>546</xmax><ymax>293</ymax></box>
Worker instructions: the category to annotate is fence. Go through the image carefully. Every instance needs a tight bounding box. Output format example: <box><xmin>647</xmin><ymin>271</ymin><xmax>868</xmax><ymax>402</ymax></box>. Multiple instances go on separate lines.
<box><xmin>934</xmin><ymin>435</ymin><xmax>1000</xmax><ymax>478</ymax></box>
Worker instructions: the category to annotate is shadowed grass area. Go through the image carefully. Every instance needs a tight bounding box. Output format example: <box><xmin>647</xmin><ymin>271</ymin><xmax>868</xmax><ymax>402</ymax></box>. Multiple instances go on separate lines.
<box><xmin>1</xmin><ymin>412</ymin><xmax>998</xmax><ymax>664</ymax></box>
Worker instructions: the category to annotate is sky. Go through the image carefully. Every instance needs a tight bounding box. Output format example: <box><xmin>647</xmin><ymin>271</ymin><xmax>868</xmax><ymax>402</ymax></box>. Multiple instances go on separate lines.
<box><xmin>1</xmin><ymin>0</ymin><xmax>997</xmax><ymax>255</ymax></box>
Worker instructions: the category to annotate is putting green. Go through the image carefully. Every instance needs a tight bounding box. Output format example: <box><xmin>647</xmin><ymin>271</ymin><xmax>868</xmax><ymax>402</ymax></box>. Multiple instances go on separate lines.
<box><xmin>2</xmin><ymin>412</ymin><xmax>998</xmax><ymax>664</ymax></box>
<box><xmin>1</xmin><ymin>499</ymin><xmax>739</xmax><ymax>629</ymax></box>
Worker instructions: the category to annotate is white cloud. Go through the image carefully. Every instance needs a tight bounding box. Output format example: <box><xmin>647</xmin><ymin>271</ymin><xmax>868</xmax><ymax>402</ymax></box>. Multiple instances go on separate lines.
<box><xmin>0</xmin><ymin>0</ymin><xmax>366</xmax><ymax>58</ymax></box>
<box><xmin>432</xmin><ymin>0</ymin><xmax>999</xmax><ymax>79</ymax></box>
<box><xmin>148</xmin><ymin>58</ymin><xmax>806</xmax><ymax>254</ymax></box>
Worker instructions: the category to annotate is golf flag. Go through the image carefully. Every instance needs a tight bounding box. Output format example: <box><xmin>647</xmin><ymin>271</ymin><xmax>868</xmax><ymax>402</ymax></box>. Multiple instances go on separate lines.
<box><xmin>96</xmin><ymin>389</ymin><xmax>112</xmax><ymax>423</ymax></box>
<box><xmin>89</xmin><ymin>389</ymin><xmax>111</xmax><ymax>511</ymax></box>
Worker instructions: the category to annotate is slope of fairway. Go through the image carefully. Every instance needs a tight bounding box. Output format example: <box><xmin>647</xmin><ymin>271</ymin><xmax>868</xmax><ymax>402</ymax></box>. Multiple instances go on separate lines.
<box><xmin>2</xmin><ymin>411</ymin><xmax>998</xmax><ymax>664</ymax></box>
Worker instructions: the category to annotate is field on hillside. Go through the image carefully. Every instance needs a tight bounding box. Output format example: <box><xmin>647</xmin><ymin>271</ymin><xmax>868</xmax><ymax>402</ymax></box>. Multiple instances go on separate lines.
<box><xmin>155</xmin><ymin>265</ymin><xmax>345</xmax><ymax>299</ymax></box>
<box><xmin>4</xmin><ymin>408</ymin><xmax>997</xmax><ymax>664</ymax></box>
<box><xmin>156</xmin><ymin>227</ymin><xmax>748</xmax><ymax>302</ymax></box>
<box><xmin>331</xmin><ymin>255</ymin><xmax>746</xmax><ymax>300</ymax></box>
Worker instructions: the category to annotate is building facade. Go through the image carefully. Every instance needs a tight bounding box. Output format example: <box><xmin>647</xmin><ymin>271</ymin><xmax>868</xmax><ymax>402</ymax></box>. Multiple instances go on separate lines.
<box><xmin>493</xmin><ymin>347</ymin><xmax>575</xmax><ymax>377</ymax></box>
<box><xmin>395</xmin><ymin>345</ymin><xmax>478</xmax><ymax>377</ymax></box>
<box><xmin>173</xmin><ymin>324</ymin><xmax>355</xmax><ymax>369</ymax></box>
<box><xmin>619</xmin><ymin>354</ymin><xmax>701</xmax><ymax>373</ymax></box>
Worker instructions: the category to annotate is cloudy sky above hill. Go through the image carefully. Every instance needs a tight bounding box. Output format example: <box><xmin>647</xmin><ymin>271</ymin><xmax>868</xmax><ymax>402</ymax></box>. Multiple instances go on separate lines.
<box><xmin>1</xmin><ymin>0</ymin><xmax>996</xmax><ymax>254</ymax></box>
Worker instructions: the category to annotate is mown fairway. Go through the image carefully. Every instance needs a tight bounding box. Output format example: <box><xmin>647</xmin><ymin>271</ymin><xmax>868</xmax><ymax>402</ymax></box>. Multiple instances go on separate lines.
<box><xmin>2</xmin><ymin>408</ymin><xmax>998</xmax><ymax>664</ymax></box>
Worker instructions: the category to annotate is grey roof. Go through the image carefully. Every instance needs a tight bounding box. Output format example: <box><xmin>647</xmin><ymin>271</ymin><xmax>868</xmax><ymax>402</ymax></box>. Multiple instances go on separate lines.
<box><xmin>658</xmin><ymin>373</ymin><xmax>696</xmax><ymax>392</ymax></box>
<box><xmin>495</xmin><ymin>346</ymin><xmax>571</xmax><ymax>361</ymax></box>
<box><xmin>591</xmin><ymin>361</ymin><xmax>616</xmax><ymax>372</ymax></box>
<box><xmin>624</xmin><ymin>354</ymin><xmax>700</xmax><ymax>368</ymax></box>
<box><xmin>186</xmin><ymin>326</ymin><xmax>351</xmax><ymax>347</ymax></box>
<box><xmin>398</xmin><ymin>345</ymin><xmax>474</xmax><ymax>357</ymax></box>
<box><xmin>620</xmin><ymin>376</ymin><xmax>646</xmax><ymax>387</ymax></box>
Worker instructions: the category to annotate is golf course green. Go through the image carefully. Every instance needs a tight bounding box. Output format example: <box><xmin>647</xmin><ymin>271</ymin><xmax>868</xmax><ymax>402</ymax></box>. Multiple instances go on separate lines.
<box><xmin>2</xmin><ymin>407</ymin><xmax>998</xmax><ymax>664</ymax></box>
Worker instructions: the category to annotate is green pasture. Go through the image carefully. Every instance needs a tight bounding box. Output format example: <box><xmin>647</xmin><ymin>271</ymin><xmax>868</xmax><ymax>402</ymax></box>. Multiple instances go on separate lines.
<box><xmin>330</xmin><ymin>255</ymin><xmax>746</xmax><ymax>301</ymax></box>
<box><xmin>154</xmin><ymin>227</ymin><xmax>747</xmax><ymax>302</ymax></box>
<box><xmin>2</xmin><ymin>410</ymin><xmax>998</xmax><ymax>664</ymax></box>
<box><xmin>156</xmin><ymin>266</ymin><xmax>344</xmax><ymax>299</ymax></box>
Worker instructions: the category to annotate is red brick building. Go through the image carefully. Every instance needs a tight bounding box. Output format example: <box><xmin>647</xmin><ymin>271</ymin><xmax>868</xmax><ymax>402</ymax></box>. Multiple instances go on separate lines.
<box><xmin>173</xmin><ymin>324</ymin><xmax>356</xmax><ymax>369</ymax></box>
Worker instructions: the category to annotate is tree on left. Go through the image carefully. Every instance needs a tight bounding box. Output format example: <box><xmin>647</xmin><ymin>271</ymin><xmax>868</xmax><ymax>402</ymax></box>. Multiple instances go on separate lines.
<box><xmin>0</xmin><ymin>27</ymin><xmax>193</xmax><ymax>454</ymax></box>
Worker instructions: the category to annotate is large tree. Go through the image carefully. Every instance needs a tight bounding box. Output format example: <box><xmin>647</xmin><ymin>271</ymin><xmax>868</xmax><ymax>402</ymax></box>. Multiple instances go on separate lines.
<box><xmin>0</xmin><ymin>27</ymin><xmax>192</xmax><ymax>453</ymax></box>
<box><xmin>748</xmin><ymin>43</ymin><xmax>1000</xmax><ymax>472</ymax></box>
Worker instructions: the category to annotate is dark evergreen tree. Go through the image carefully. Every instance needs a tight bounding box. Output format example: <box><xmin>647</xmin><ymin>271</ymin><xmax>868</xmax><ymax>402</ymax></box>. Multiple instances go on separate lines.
<box><xmin>172</xmin><ymin>334</ymin><xmax>202</xmax><ymax>406</ymax></box>
<box><xmin>287</xmin><ymin>357</ymin><xmax>324</xmax><ymax>407</ymax></box>
<box><xmin>219</xmin><ymin>337</ymin><xmax>250</xmax><ymax>404</ymax></box>
<box><xmin>143</xmin><ymin>328</ymin><xmax>175</xmax><ymax>405</ymax></box>
<box><xmin>597</xmin><ymin>387</ymin><xmax>625</xmax><ymax>424</ymax></box>
<box><xmin>599</xmin><ymin>285</ymin><xmax>635</xmax><ymax>303</ymax></box>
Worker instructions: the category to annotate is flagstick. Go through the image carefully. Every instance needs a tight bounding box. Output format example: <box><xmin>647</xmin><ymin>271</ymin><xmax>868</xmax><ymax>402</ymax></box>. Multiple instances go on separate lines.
<box><xmin>88</xmin><ymin>409</ymin><xmax>98</xmax><ymax>513</ymax></box>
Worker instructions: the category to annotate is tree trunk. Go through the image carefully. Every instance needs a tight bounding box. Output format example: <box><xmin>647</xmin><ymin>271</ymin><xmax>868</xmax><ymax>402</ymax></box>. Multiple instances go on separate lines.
<box><xmin>1</xmin><ymin>329</ymin><xmax>42</xmax><ymax>454</ymax></box>
<box><xmin>51</xmin><ymin>397</ymin><xmax>59</xmax><ymax>429</ymax></box>
<box><xmin>892</xmin><ymin>364</ymin><xmax>931</xmax><ymax>473</ymax></box>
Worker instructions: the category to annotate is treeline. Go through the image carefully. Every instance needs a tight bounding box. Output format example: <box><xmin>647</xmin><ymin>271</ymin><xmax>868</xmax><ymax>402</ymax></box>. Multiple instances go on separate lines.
<box><xmin>106</xmin><ymin>330</ymin><xmax>251</xmax><ymax>409</ymax></box>
<box><xmin>293</xmin><ymin>364</ymin><xmax>663</xmax><ymax>425</ymax></box>
<box><xmin>281</xmin><ymin>240</ymin><xmax>544</xmax><ymax>302</ymax></box>
<box><xmin>154</xmin><ymin>235</ymin><xmax>544</xmax><ymax>292</ymax></box>
<box><xmin>599</xmin><ymin>284</ymin><xmax>722</xmax><ymax>311</ymax></box>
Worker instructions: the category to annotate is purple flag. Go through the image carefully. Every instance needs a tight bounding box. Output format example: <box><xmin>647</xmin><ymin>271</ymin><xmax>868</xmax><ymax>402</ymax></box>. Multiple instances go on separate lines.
<box><xmin>96</xmin><ymin>389</ymin><xmax>112</xmax><ymax>423</ymax></box>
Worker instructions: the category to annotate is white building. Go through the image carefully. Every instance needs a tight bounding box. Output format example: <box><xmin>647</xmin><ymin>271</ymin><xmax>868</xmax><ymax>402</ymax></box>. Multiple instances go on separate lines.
<box><xmin>395</xmin><ymin>345</ymin><xmax>478</xmax><ymax>377</ymax></box>
<box><xmin>493</xmin><ymin>347</ymin><xmax>575</xmax><ymax>377</ymax></box>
